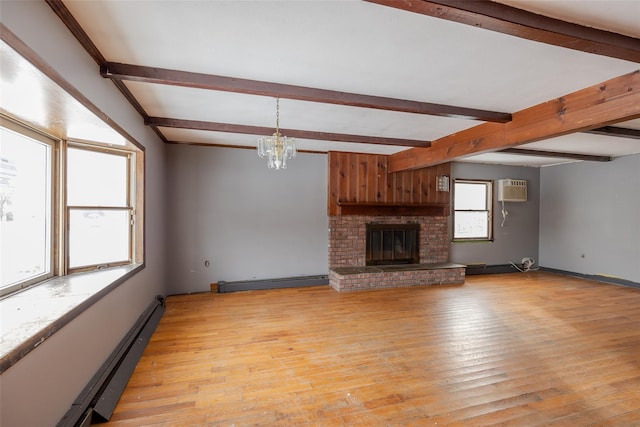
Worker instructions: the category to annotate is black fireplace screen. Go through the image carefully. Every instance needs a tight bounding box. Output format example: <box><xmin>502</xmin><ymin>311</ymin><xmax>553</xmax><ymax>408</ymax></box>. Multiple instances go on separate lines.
<box><xmin>366</xmin><ymin>223</ymin><xmax>419</xmax><ymax>266</ymax></box>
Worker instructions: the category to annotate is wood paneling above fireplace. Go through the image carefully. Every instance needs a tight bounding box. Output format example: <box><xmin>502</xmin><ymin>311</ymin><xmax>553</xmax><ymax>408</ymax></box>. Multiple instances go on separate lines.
<box><xmin>327</xmin><ymin>152</ymin><xmax>451</xmax><ymax>216</ymax></box>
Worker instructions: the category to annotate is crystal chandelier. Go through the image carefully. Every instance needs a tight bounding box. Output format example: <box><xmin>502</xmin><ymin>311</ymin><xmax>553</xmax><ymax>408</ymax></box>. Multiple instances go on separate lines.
<box><xmin>258</xmin><ymin>98</ymin><xmax>296</xmax><ymax>170</ymax></box>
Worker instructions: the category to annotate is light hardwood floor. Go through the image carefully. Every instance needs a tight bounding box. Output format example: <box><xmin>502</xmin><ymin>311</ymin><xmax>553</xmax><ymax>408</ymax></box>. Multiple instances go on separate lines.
<box><xmin>104</xmin><ymin>272</ymin><xmax>640</xmax><ymax>426</ymax></box>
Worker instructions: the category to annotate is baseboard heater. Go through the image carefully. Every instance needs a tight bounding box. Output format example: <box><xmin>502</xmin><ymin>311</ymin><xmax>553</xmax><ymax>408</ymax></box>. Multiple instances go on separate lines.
<box><xmin>218</xmin><ymin>275</ymin><xmax>329</xmax><ymax>293</ymax></box>
<box><xmin>465</xmin><ymin>264</ymin><xmax>522</xmax><ymax>275</ymax></box>
<box><xmin>540</xmin><ymin>267</ymin><xmax>640</xmax><ymax>290</ymax></box>
<box><xmin>57</xmin><ymin>295</ymin><xmax>165</xmax><ymax>427</ymax></box>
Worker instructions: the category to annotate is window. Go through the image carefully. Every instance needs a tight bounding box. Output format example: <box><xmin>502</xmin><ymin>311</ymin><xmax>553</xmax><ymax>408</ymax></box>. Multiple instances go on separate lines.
<box><xmin>0</xmin><ymin>117</ymin><xmax>142</xmax><ymax>297</ymax></box>
<box><xmin>67</xmin><ymin>145</ymin><xmax>134</xmax><ymax>271</ymax></box>
<box><xmin>0</xmin><ymin>123</ymin><xmax>55</xmax><ymax>295</ymax></box>
<box><xmin>453</xmin><ymin>179</ymin><xmax>493</xmax><ymax>241</ymax></box>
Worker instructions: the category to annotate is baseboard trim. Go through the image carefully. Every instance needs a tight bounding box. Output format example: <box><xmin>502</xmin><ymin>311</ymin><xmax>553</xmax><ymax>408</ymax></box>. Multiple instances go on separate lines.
<box><xmin>218</xmin><ymin>275</ymin><xmax>329</xmax><ymax>293</ymax></box>
<box><xmin>540</xmin><ymin>267</ymin><xmax>640</xmax><ymax>289</ymax></box>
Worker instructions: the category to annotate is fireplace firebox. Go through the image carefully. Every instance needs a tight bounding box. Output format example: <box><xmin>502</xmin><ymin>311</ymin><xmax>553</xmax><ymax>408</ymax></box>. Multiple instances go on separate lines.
<box><xmin>365</xmin><ymin>223</ymin><xmax>419</xmax><ymax>266</ymax></box>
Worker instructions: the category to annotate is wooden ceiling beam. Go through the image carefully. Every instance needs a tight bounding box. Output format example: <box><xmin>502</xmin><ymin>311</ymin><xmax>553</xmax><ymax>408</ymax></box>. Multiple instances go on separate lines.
<box><xmin>389</xmin><ymin>70</ymin><xmax>640</xmax><ymax>172</ymax></box>
<box><xmin>102</xmin><ymin>62</ymin><xmax>511</xmax><ymax>123</ymax></box>
<box><xmin>367</xmin><ymin>0</ymin><xmax>640</xmax><ymax>63</ymax></box>
<box><xmin>500</xmin><ymin>148</ymin><xmax>611</xmax><ymax>162</ymax></box>
<box><xmin>146</xmin><ymin>117</ymin><xmax>431</xmax><ymax>148</ymax></box>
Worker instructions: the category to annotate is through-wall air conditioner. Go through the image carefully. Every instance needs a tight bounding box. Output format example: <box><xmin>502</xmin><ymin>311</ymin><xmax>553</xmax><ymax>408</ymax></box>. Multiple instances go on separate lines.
<box><xmin>497</xmin><ymin>179</ymin><xmax>527</xmax><ymax>202</ymax></box>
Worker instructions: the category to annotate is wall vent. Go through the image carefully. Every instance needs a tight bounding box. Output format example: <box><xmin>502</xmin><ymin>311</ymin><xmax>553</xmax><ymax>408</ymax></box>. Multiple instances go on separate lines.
<box><xmin>497</xmin><ymin>179</ymin><xmax>527</xmax><ymax>202</ymax></box>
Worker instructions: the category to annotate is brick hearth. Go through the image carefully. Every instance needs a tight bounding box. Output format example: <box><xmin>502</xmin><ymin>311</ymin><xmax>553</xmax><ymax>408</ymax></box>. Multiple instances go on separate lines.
<box><xmin>329</xmin><ymin>263</ymin><xmax>465</xmax><ymax>292</ymax></box>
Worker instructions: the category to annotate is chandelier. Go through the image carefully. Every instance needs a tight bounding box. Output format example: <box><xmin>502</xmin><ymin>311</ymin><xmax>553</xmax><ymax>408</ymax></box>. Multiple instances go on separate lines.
<box><xmin>258</xmin><ymin>98</ymin><xmax>296</xmax><ymax>170</ymax></box>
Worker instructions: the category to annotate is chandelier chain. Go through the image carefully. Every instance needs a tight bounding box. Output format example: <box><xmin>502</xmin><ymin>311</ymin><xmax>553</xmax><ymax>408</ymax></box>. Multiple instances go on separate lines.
<box><xmin>276</xmin><ymin>98</ymin><xmax>280</xmax><ymax>135</ymax></box>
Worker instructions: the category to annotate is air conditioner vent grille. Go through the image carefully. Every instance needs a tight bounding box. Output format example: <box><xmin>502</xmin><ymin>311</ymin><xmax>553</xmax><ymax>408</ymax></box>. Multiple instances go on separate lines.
<box><xmin>498</xmin><ymin>179</ymin><xmax>527</xmax><ymax>202</ymax></box>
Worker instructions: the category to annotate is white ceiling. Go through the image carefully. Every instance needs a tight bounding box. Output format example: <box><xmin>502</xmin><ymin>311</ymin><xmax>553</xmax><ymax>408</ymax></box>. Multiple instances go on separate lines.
<box><xmin>59</xmin><ymin>0</ymin><xmax>640</xmax><ymax>167</ymax></box>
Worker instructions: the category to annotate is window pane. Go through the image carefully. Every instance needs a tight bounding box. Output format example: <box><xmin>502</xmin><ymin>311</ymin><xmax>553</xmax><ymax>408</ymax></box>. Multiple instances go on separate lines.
<box><xmin>0</xmin><ymin>126</ymin><xmax>51</xmax><ymax>289</ymax></box>
<box><xmin>454</xmin><ymin>211</ymin><xmax>489</xmax><ymax>239</ymax></box>
<box><xmin>67</xmin><ymin>148</ymin><xmax>127</xmax><ymax>206</ymax></box>
<box><xmin>454</xmin><ymin>183</ymin><xmax>487</xmax><ymax>210</ymax></box>
<box><xmin>68</xmin><ymin>209</ymin><xmax>130</xmax><ymax>268</ymax></box>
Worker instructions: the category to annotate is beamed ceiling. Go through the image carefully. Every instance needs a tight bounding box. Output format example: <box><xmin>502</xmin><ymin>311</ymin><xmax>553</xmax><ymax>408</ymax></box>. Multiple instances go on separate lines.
<box><xmin>46</xmin><ymin>1</ymin><xmax>640</xmax><ymax>167</ymax></box>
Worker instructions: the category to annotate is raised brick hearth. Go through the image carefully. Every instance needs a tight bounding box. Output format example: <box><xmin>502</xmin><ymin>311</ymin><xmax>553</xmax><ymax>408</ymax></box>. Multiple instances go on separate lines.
<box><xmin>329</xmin><ymin>263</ymin><xmax>465</xmax><ymax>292</ymax></box>
<box><xmin>328</xmin><ymin>215</ymin><xmax>465</xmax><ymax>292</ymax></box>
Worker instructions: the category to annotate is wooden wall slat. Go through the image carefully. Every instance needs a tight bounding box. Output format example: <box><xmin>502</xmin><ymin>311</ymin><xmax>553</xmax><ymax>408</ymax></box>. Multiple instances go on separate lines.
<box><xmin>424</xmin><ymin>167</ymin><xmax>433</xmax><ymax>205</ymax></box>
<box><xmin>358</xmin><ymin>154</ymin><xmax>369</xmax><ymax>201</ymax></box>
<box><xmin>412</xmin><ymin>169</ymin><xmax>423</xmax><ymax>203</ymax></box>
<box><xmin>421</xmin><ymin>168</ymin><xmax>430</xmax><ymax>204</ymax></box>
<box><xmin>337</xmin><ymin>152</ymin><xmax>350</xmax><ymax>204</ymax></box>
<box><xmin>348</xmin><ymin>154</ymin><xmax>358</xmax><ymax>202</ymax></box>
<box><xmin>402</xmin><ymin>171</ymin><xmax>414</xmax><ymax>203</ymax></box>
<box><xmin>375</xmin><ymin>156</ymin><xmax>387</xmax><ymax>203</ymax></box>
<box><xmin>327</xmin><ymin>152</ymin><xmax>341</xmax><ymax>215</ymax></box>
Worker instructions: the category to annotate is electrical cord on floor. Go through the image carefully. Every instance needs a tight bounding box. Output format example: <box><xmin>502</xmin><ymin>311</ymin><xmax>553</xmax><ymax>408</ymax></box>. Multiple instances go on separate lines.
<box><xmin>511</xmin><ymin>257</ymin><xmax>538</xmax><ymax>272</ymax></box>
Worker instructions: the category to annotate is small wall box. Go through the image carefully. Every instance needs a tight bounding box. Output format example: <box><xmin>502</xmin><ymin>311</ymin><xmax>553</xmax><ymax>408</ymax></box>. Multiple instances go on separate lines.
<box><xmin>497</xmin><ymin>179</ymin><xmax>527</xmax><ymax>202</ymax></box>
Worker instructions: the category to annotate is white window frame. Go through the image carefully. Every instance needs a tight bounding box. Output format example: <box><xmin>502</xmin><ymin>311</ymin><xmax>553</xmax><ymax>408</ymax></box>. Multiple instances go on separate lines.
<box><xmin>453</xmin><ymin>179</ymin><xmax>493</xmax><ymax>242</ymax></box>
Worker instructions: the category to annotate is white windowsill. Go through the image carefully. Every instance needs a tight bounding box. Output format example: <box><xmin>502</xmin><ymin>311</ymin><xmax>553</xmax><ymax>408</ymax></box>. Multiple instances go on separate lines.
<box><xmin>0</xmin><ymin>264</ymin><xmax>142</xmax><ymax>373</ymax></box>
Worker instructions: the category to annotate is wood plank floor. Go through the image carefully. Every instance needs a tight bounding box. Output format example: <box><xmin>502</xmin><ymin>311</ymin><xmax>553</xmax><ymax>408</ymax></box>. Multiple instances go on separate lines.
<box><xmin>103</xmin><ymin>272</ymin><xmax>640</xmax><ymax>426</ymax></box>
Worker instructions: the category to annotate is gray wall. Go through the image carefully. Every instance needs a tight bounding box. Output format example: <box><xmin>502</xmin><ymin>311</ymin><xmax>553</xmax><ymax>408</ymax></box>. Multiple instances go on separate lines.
<box><xmin>0</xmin><ymin>2</ymin><xmax>168</xmax><ymax>426</ymax></box>
<box><xmin>166</xmin><ymin>145</ymin><xmax>328</xmax><ymax>295</ymax></box>
<box><xmin>450</xmin><ymin>162</ymin><xmax>540</xmax><ymax>266</ymax></box>
<box><xmin>539</xmin><ymin>154</ymin><xmax>640</xmax><ymax>283</ymax></box>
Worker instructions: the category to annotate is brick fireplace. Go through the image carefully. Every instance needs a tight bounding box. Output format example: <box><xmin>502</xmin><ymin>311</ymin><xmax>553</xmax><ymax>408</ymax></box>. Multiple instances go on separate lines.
<box><xmin>328</xmin><ymin>215</ymin><xmax>465</xmax><ymax>291</ymax></box>
<box><xmin>326</xmin><ymin>152</ymin><xmax>465</xmax><ymax>292</ymax></box>
<box><xmin>329</xmin><ymin>215</ymin><xmax>449</xmax><ymax>267</ymax></box>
